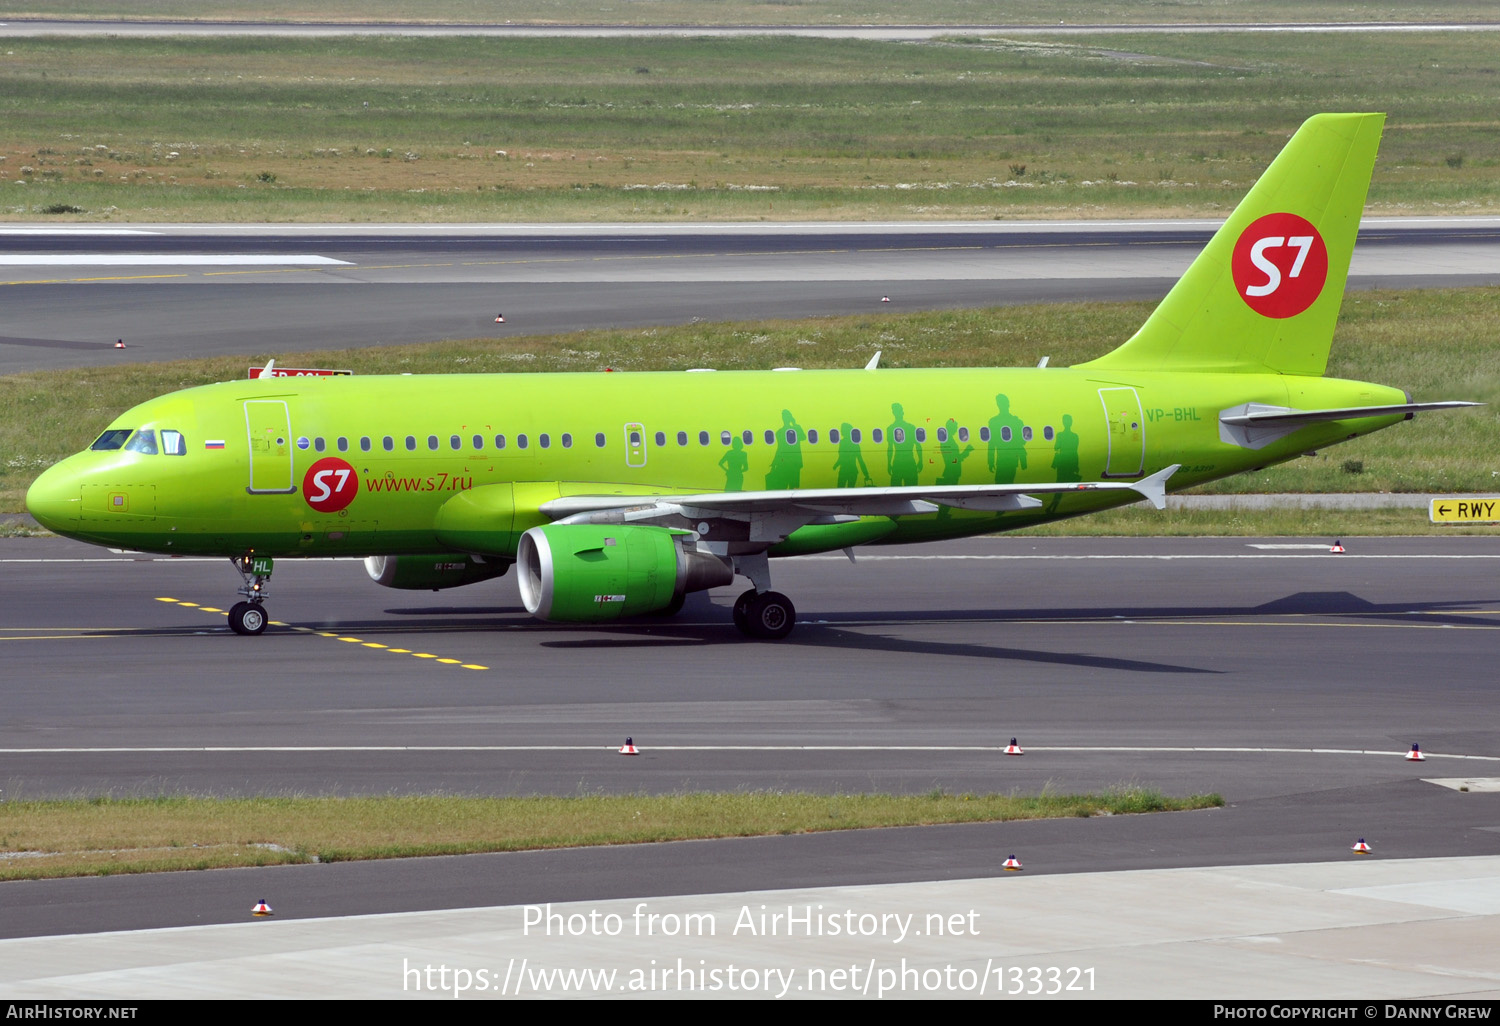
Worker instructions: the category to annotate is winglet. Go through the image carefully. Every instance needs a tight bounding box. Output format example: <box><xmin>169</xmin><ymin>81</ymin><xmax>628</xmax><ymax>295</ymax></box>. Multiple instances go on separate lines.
<box><xmin>1133</xmin><ymin>464</ymin><xmax>1180</xmax><ymax>510</ymax></box>
<box><xmin>865</xmin><ymin>351</ymin><xmax>881</xmax><ymax>371</ymax></box>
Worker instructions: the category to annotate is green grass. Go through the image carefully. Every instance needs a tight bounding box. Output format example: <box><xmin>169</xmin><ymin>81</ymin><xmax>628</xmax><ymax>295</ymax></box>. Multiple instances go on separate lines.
<box><xmin>2</xmin><ymin>1</ymin><xmax>1495</xmax><ymax>26</ymax></box>
<box><xmin>0</xmin><ymin>32</ymin><xmax>1497</xmax><ymax>221</ymax></box>
<box><xmin>0</xmin><ymin>788</ymin><xmax>1221</xmax><ymax>880</ymax></box>
<box><xmin>3</xmin><ymin>287</ymin><xmax>1496</xmax><ymax>512</ymax></box>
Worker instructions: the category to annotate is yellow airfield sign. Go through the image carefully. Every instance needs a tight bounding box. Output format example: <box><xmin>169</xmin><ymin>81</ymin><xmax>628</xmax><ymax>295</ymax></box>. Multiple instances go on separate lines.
<box><xmin>1430</xmin><ymin>498</ymin><xmax>1500</xmax><ymax>523</ymax></box>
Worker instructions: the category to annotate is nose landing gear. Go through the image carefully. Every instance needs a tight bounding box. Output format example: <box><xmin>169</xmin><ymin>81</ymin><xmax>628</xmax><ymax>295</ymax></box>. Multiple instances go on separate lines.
<box><xmin>228</xmin><ymin>554</ymin><xmax>273</xmax><ymax>636</ymax></box>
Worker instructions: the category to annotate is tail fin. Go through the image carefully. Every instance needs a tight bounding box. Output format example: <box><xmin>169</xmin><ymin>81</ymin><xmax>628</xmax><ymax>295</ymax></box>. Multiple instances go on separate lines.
<box><xmin>1078</xmin><ymin>112</ymin><xmax>1384</xmax><ymax>377</ymax></box>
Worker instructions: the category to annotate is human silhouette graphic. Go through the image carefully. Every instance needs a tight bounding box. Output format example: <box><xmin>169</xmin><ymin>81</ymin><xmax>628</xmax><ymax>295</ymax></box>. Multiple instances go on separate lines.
<box><xmin>764</xmin><ymin>409</ymin><xmax>804</xmax><ymax>489</ymax></box>
<box><xmin>832</xmin><ymin>422</ymin><xmax>871</xmax><ymax>488</ymax></box>
<box><xmin>935</xmin><ymin>417</ymin><xmax>975</xmax><ymax>486</ymax></box>
<box><xmin>986</xmin><ymin>393</ymin><xmax>1028</xmax><ymax>484</ymax></box>
<box><xmin>886</xmin><ymin>403</ymin><xmax>922</xmax><ymax>486</ymax></box>
<box><xmin>718</xmin><ymin>436</ymin><xmax>748</xmax><ymax>491</ymax></box>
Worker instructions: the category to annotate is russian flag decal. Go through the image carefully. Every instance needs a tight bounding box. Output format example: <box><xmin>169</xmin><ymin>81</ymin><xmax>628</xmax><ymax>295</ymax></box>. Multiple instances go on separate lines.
<box><xmin>204</xmin><ymin>439</ymin><xmax>226</xmax><ymax>450</ymax></box>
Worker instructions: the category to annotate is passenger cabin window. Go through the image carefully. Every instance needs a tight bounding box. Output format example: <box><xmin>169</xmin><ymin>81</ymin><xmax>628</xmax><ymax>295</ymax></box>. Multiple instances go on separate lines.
<box><xmin>1000</xmin><ymin>427</ymin><xmax>1012</xmax><ymax>442</ymax></box>
<box><xmin>338</xmin><ymin>437</ymin><xmax>350</xmax><ymax>453</ymax></box>
<box><xmin>872</xmin><ymin>428</ymin><xmax>884</xmax><ymax>443</ymax></box>
<box><xmin>807</xmin><ymin>429</ymin><xmax>818</xmax><ymax>444</ymax></box>
<box><xmin>1022</xmin><ymin>427</ymin><xmax>1033</xmax><ymax>442</ymax></box>
<box><xmin>382</xmin><ymin>436</ymin><xmax>394</xmax><ymax>451</ymax></box>
<box><xmin>699</xmin><ymin>431</ymin><xmax>709</xmax><ymax>446</ymax></box>
<box><xmin>450</xmin><ymin>435</ymin><xmax>461</xmax><ymax>451</ymax></box>
<box><xmin>937</xmin><ymin>427</ymin><xmax>948</xmax><ymax>442</ymax></box>
<box><xmin>1043</xmin><ymin>426</ymin><xmax>1055</xmax><ymax>441</ymax></box>
<box><xmin>473</xmin><ymin>435</ymin><xmax>484</xmax><ymax>450</ymax></box>
<box><xmin>124</xmin><ymin>429</ymin><xmax>158</xmax><ymax>455</ymax></box>
<box><xmin>958</xmin><ymin>427</ymin><xmax>969</xmax><ymax>442</ymax></box>
<box><xmin>495</xmin><ymin>435</ymin><xmax>507</xmax><ymax>449</ymax></box>
<box><xmin>979</xmin><ymin>427</ymin><xmax>991</xmax><ymax>442</ymax></box>
<box><xmin>655</xmin><ymin>431</ymin><xmax>666</xmax><ymax>447</ymax></box>
<box><xmin>829</xmin><ymin>428</ymin><xmax>840</xmax><ymax>444</ymax></box>
<box><xmin>405</xmin><ymin>436</ymin><xmax>417</xmax><ymax>451</ymax></box>
<box><xmin>677</xmin><ymin>431</ymin><xmax>688</xmax><ymax>447</ymax></box>
<box><xmin>850</xmin><ymin>428</ymin><xmax>861</xmax><ymax>443</ymax></box>
<box><xmin>314</xmin><ymin>437</ymin><xmax>326</xmax><ymax>453</ymax></box>
<box><xmin>517</xmin><ymin>434</ymin><xmax>529</xmax><ymax>450</ymax></box>
<box><xmin>428</xmin><ymin>435</ymin><xmax>439</xmax><ymax>451</ymax></box>
<box><xmin>595</xmin><ymin>433</ymin><xmax>606</xmax><ymax>448</ymax></box>
<box><xmin>161</xmin><ymin>430</ymin><xmax>187</xmax><ymax>456</ymax></box>
<box><xmin>540</xmin><ymin>434</ymin><xmax>550</xmax><ymax>449</ymax></box>
<box><xmin>915</xmin><ymin>427</ymin><xmax>926</xmax><ymax>443</ymax></box>
<box><xmin>720</xmin><ymin>431</ymin><xmax>731</xmax><ymax>446</ymax></box>
<box><xmin>562</xmin><ymin>433</ymin><xmax>573</xmax><ymax>449</ymax></box>
<box><xmin>742</xmin><ymin>430</ymin><xmax>753</xmax><ymax>445</ymax></box>
<box><xmin>90</xmin><ymin>428</ymin><xmax>133</xmax><ymax>451</ymax></box>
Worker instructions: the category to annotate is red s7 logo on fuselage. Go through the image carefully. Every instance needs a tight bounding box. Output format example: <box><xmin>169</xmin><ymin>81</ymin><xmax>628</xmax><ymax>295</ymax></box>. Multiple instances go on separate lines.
<box><xmin>1231</xmin><ymin>212</ymin><xmax>1328</xmax><ymax>319</ymax></box>
<box><xmin>302</xmin><ymin>456</ymin><xmax>359</xmax><ymax>513</ymax></box>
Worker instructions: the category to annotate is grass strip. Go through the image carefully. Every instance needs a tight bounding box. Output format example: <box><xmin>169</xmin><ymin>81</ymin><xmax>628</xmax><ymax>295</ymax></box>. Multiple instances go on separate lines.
<box><xmin>3</xmin><ymin>2</ymin><xmax>1497</xmax><ymax>27</ymax></box>
<box><xmin>0</xmin><ymin>788</ymin><xmax>1222</xmax><ymax>881</ymax></box>
<box><xmin>3</xmin><ymin>286</ymin><xmax>1496</xmax><ymax>512</ymax></box>
<box><xmin>0</xmin><ymin>31</ymin><xmax>1496</xmax><ymax>221</ymax></box>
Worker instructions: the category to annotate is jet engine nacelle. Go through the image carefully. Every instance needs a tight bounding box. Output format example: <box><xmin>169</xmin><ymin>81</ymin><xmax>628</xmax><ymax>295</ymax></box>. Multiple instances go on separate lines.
<box><xmin>364</xmin><ymin>553</ymin><xmax>510</xmax><ymax>591</ymax></box>
<box><xmin>517</xmin><ymin>524</ymin><xmax>733</xmax><ymax>622</ymax></box>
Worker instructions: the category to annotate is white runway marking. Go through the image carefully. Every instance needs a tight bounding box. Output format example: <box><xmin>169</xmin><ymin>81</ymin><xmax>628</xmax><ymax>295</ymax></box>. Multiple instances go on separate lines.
<box><xmin>0</xmin><ymin>228</ymin><xmax>160</xmax><ymax>235</ymax></box>
<box><xmin>0</xmin><ymin>254</ymin><xmax>352</xmax><ymax>266</ymax></box>
<box><xmin>1245</xmin><ymin>543</ymin><xmax>1338</xmax><ymax>549</ymax></box>
<box><xmin>1</xmin><ymin>744</ymin><xmax>1495</xmax><ymax>761</ymax></box>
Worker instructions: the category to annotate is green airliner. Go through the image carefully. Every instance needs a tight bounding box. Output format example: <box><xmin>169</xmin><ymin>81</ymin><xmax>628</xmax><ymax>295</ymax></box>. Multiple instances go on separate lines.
<box><xmin>24</xmin><ymin>113</ymin><xmax>1479</xmax><ymax>639</ymax></box>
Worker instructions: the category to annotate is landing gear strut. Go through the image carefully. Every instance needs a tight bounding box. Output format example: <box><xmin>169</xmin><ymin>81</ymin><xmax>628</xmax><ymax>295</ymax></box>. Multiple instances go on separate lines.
<box><xmin>228</xmin><ymin>554</ymin><xmax>273</xmax><ymax>636</ymax></box>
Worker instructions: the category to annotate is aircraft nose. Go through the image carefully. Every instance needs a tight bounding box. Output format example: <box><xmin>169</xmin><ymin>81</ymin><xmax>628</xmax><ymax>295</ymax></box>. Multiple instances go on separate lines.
<box><xmin>25</xmin><ymin>461</ymin><xmax>80</xmax><ymax>533</ymax></box>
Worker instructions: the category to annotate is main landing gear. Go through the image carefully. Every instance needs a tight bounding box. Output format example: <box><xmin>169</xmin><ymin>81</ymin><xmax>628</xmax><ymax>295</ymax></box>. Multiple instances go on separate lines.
<box><xmin>732</xmin><ymin>589</ymin><xmax>796</xmax><ymax>640</ymax></box>
<box><xmin>228</xmin><ymin>554</ymin><xmax>273</xmax><ymax>636</ymax></box>
<box><xmin>729</xmin><ymin>551</ymin><xmax>796</xmax><ymax>640</ymax></box>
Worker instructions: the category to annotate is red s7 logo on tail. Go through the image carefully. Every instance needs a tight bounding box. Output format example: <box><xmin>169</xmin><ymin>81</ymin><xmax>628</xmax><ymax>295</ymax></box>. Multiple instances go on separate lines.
<box><xmin>302</xmin><ymin>456</ymin><xmax>359</xmax><ymax>513</ymax></box>
<box><xmin>1231</xmin><ymin>213</ymin><xmax>1328</xmax><ymax>318</ymax></box>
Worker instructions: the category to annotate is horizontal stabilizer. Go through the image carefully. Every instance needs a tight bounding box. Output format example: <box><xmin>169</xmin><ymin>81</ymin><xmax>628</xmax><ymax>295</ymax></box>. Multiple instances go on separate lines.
<box><xmin>1220</xmin><ymin>401</ymin><xmax>1483</xmax><ymax>449</ymax></box>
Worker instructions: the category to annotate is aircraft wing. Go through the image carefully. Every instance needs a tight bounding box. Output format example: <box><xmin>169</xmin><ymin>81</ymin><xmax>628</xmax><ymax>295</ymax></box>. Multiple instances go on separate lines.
<box><xmin>541</xmin><ymin>463</ymin><xmax>1180</xmax><ymax>521</ymax></box>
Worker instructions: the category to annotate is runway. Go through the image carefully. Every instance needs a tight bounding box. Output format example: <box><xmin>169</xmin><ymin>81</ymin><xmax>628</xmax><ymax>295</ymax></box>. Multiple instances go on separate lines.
<box><xmin>1</xmin><ymin>218</ymin><xmax>1497</xmax><ymax>375</ymax></box>
<box><xmin>4</xmin><ymin>218</ymin><xmax>1499</xmax><ymax>995</ymax></box>
<box><xmin>2</xmin><ymin>533</ymin><xmax>1498</xmax><ymax>946</ymax></box>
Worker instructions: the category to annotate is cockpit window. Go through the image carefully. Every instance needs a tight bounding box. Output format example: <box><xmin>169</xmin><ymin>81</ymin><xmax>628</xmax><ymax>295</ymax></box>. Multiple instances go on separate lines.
<box><xmin>124</xmin><ymin>429</ymin><xmax>159</xmax><ymax>455</ymax></box>
<box><xmin>161</xmin><ymin>429</ymin><xmax>187</xmax><ymax>455</ymax></box>
<box><xmin>90</xmin><ymin>428</ymin><xmax>133</xmax><ymax>451</ymax></box>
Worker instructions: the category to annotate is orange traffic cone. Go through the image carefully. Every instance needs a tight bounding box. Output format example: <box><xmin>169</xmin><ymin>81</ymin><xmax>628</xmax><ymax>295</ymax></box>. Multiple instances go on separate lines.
<box><xmin>1351</xmin><ymin>838</ymin><xmax>1372</xmax><ymax>854</ymax></box>
<box><xmin>252</xmin><ymin>899</ymin><xmax>273</xmax><ymax>916</ymax></box>
<box><xmin>1406</xmin><ymin>743</ymin><xmax>1425</xmax><ymax>762</ymax></box>
<box><xmin>619</xmin><ymin>737</ymin><xmax>639</xmax><ymax>755</ymax></box>
<box><xmin>1004</xmin><ymin>737</ymin><xmax>1024</xmax><ymax>756</ymax></box>
<box><xmin>1330</xmin><ymin>539</ymin><xmax>1345</xmax><ymax>553</ymax></box>
<box><xmin>880</xmin><ymin>295</ymin><xmax>891</xmax><ymax>303</ymax></box>
<box><xmin>495</xmin><ymin>314</ymin><xmax>505</xmax><ymax>323</ymax></box>
<box><xmin>114</xmin><ymin>339</ymin><xmax>126</xmax><ymax>349</ymax></box>
<box><xmin>1003</xmin><ymin>854</ymin><xmax>1023</xmax><ymax>871</ymax></box>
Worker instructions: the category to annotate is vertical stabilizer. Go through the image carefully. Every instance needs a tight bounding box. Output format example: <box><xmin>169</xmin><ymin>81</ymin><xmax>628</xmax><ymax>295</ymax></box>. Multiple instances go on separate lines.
<box><xmin>1078</xmin><ymin>113</ymin><xmax>1384</xmax><ymax>377</ymax></box>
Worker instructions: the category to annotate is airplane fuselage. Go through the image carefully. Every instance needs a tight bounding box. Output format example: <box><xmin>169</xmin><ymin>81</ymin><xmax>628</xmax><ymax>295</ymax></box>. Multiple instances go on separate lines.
<box><xmin>27</xmin><ymin>365</ymin><xmax>1407</xmax><ymax>560</ymax></box>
